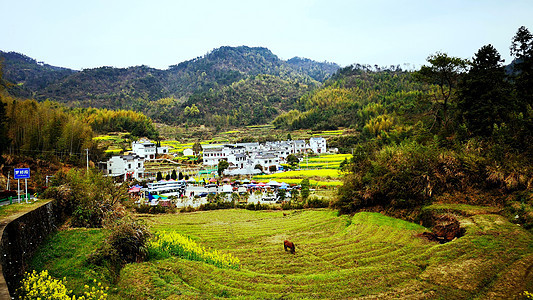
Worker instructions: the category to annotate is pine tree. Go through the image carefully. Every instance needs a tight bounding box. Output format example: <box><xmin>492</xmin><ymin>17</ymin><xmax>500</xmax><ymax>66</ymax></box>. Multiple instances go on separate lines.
<box><xmin>458</xmin><ymin>44</ymin><xmax>512</xmax><ymax>136</ymax></box>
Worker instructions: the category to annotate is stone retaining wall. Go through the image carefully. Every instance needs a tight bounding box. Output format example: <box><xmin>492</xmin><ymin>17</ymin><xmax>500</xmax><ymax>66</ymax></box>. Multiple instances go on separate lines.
<box><xmin>0</xmin><ymin>201</ymin><xmax>60</xmax><ymax>299</ymax></box>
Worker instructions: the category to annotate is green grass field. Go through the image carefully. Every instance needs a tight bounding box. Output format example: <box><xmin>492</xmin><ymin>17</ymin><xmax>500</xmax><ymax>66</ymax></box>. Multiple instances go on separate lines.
<box><xmin>30</xmin><ymin>207</ymin><xmax>533</xmax><ymax>299</ymax></box>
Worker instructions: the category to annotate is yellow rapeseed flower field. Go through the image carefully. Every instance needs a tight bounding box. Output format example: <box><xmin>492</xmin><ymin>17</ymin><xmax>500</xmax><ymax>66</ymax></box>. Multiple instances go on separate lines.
<box><xmin>19</xmin><ymin>270</ymin><xmax>108</xmax><ymax>300</ymax></box>
<box><xmin>148</xmin><ymin>231</ymin><xmax>240</xmax><ymax>269</ymax></box>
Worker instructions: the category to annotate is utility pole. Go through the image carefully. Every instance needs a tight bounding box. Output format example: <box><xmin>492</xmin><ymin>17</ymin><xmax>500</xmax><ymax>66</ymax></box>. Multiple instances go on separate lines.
<box><xmin>86</xmin><ymin>148</ymin><xmax>89</xmax><ymax>171</ymax></box>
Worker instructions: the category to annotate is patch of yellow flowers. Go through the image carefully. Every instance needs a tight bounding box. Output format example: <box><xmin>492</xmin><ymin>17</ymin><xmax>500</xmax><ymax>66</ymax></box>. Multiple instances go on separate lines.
<box><xmin>148</xmin><ymin>231</ymin><xmax>240</xmax><ymax>269</ymax></box>
<box><xmin>19</xmin><ymin>270</ymin><xmax>108</xmax><ymax>300</ymax></box>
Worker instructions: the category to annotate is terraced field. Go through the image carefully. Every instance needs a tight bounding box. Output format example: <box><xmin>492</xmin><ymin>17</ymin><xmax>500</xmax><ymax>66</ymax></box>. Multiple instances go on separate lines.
<box><xmin>114</xmin><ymin>208</ymin><xmax>533</xmax><ymax>299</ymax></box>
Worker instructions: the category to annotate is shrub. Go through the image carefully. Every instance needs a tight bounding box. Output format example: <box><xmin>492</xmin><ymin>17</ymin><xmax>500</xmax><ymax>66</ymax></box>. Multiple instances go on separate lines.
<box><xmin>89</xmin><ymin>218</ymin><xmax>151</xmax><ymax>281</ymax></box>
<box><xmin>44</xmin><ymin>169</ymin><xmax>128</xmax><ymax>228</ymax></box>
<box><xmin>300</xmin><ymin>178</ymin><xmax>310</xmax><ymax>200</ymax></box>
<box><xmin>107</xmin><ymin>217</ymin><xmax>151</xmax><ymax>264</ymax></box>
<box><xmin>306</xmin><ymin>196</ymin><xmax>330</xmax><ymax>208</ymax></box>
<box><xmin>337</xmin><ymin>141</ymin><xmax>438</xmax><ymax>212</ymax></box>
<box><xmin>134</xmin><ymin>204</ymin><xmax>176</xmax><ymax>214</ymax></box>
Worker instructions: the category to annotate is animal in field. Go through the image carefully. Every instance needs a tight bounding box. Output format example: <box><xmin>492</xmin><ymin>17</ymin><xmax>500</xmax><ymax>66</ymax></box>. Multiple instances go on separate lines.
<box><xmin>283</xmin><ymin>240</ymin><xmax>295</xmax><ymax>254</ymax></box>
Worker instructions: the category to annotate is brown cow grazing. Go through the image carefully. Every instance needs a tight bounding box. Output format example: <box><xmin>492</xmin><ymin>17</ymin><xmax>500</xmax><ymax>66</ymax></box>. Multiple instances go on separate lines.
<box><xmin>284</xmin><ymin>240</ymin><xmax>295</xmax><ymax>254</ymax></box>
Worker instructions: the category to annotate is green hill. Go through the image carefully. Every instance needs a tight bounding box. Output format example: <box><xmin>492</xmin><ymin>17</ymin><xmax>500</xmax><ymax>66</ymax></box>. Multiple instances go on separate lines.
<box><xmin>0</xmin><ymin>51</ymin><xmax>75</xmax><ymax>98</ymax></box>
<box><xmin>1</xmin><ymin>47</ymin><xmax>340</xmax><ymax>126</ymax></box>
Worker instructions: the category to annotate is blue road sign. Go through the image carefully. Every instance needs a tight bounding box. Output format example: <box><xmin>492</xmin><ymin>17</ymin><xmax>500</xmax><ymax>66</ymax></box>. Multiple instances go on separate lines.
<box><xmin>14</xmin><ymin>168</ymin><xmax>30</xmax><ymax>179</ymax></box>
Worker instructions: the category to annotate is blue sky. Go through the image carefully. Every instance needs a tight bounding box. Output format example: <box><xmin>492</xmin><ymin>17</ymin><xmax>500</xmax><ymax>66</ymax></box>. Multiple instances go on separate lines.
<box><xmin>1</xmin><ymin>0</ymin><xmax>532</xmax><ymax>70</ymax></box>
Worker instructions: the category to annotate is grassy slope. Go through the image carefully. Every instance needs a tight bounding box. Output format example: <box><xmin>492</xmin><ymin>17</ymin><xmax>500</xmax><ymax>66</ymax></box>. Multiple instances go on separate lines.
<box><xmin>0</xmin><ymin>199</ymin><xmax>49</xmax><ymax>219</ymax></box>
<box><xmin>29</xmin><ymin>228</ymin><xmax>111</xmax><ymax>295</ymax></box>
<box><xmin>111</xmin><ymin>208</ymin><xmax>532</xmax><ymax>299</ymax></box>
<box><xmin>26</xmin><ymin>207</ymin><xmax>533</xmax><ymax>299</ymax></box>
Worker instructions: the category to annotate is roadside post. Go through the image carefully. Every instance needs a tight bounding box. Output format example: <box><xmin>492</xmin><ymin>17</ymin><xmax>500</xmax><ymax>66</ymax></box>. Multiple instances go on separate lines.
<box><xmin>14</xmin><ymin>168</ymin><xmax>30</xmax><ymax>203</ymax></box>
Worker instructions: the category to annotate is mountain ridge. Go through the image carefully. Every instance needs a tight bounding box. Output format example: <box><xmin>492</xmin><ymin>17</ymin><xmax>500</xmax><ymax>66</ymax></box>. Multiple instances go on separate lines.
<box><xmin>0</xmin><ymin>46</ymin><xmax>340</xmax><ymax>126</ymax></box>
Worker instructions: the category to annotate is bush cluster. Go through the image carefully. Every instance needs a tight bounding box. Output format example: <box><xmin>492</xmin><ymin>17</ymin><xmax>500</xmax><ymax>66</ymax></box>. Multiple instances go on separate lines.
<box><xmin>42</xmin><ymin>169</ymin><xmax>128</xmax><ymax>227</ymax></box>
<box><xmin>88</xmin><ymin>217</ymin><xmax>151</xmax><ymax>281</ymax></box>
<box><xmin>134</xmin><ymin>204</ymin><xmax>176</xmax><ymax>214</ymax></box>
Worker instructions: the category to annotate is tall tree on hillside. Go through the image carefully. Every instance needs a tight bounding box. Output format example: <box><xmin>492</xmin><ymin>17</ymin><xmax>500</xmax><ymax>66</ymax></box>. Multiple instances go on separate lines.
<box><xmin>510</xmin><ymin>26</ymin><xmax>533</xmax><ymax>107</ymax></box>
<box><xmin>458</xmin><ymin>44</ymin><xmax>513</xmax><ymax>136</ymax></box>
<box><xmin>0</xmin><ymin>62</ymin><xmax>10</xmax><ymax>156</ymax></box>
<box><xmin>0</xmin><ymin>100</ymin><xmax>9</xmax><ymax>157</ymax></box>
<box><xmin>217</xmin><ymin>160</ymin><xmax>229</xmax><ymax>177</ymax></box>
<box><xmin>509</xmin><ymin>26</ymin><xmax>533</xmax><ymax>154</ymax></box>
<box><xmin>414</xmin><ymin>52</ymin><xmax>468</xmax><ymax>131</ymax></box>
<box><xmin>192</xmin><ymin>142</ymin><xmax>203</xmax><ymax>156</ymax></box>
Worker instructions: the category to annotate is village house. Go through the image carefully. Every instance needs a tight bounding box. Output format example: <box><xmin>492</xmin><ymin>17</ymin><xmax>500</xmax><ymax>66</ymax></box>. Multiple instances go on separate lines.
<box><xmin>309</xmin><ymin>137</ymin><xmax>327</xmax><ymax>154</ymax></box>
<box><xmin>183</xmin><ymin>148</ymin><xmax>194</xmax><ymax>156</ymax></box>
<box><xmin>202</xmin><ymin>146</ymin><xmax>225</xmax><ymax>166</ymax></box>
<box><xmin>99</xmin><ymin>154</ymin><xmax>145</xmax><ymax>181</ymax></box>
<box><xmin>253</xmin><ymin>152</ymin><xmax>280</xmax><ymax>173</ymax></box>
<box><xmin>131</xmin><ymin>139</ymin><xmax>169</xmax><ymax>160</ymax></box>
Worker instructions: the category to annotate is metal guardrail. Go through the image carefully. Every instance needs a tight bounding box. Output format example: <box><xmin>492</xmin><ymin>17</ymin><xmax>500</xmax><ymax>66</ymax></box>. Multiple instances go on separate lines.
<box><xmin>0</xmin><ymin>194</ymin><xmax>35</xmax><ymax>205</ymax></box>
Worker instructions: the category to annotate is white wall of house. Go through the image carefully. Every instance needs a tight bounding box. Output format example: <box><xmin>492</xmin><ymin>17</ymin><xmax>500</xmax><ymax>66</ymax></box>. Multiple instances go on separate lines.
<box><xmin>202</xmin><ymin>146</ymin><xmax>225</xmax><ymax>166</ymax></box>
<box><xmin>309</xmin><ymin>137</ymin><xmax>327</xmax><ymax>154</ymax></box>
<box><xmin>104</xmin><ymin>155</ymin><xmax>144</xmax><ymax>180</ymax></box>
<box><xmin>183</xmin><ymin>148</ymin><xmax>194</xmax><ymax>156</ymax></box>
<box><xmin>253</xmin><ymin>153</ymin><xmax>280</xmax><ymax>173</ymax></box>
<box><xmin>132</xmin><ymin>140</ymin><xmax>156</xmax><ymax>160</ymax></box>
<box><xmin>132</xmin><ymin>139</ymin><xmax>169</xmax><ymax>160</ymax></box>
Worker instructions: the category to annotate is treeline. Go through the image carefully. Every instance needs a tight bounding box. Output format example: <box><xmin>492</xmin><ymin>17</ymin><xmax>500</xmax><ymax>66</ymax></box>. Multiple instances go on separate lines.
<box><xmin>319</xmin><ymin>27</ymin><xmax>532</xmax><ymax>223</ymax></box>
<box><xmin>273</xmin><ymin>67</ymin><xmax>425</xmax><ymax>132</ymax></box>
<box><xmin>174</xmin><ymin>74</ymin><xmax>313</xmax><ymax>127</ymax></box>
<box><xmin>0</xmin><ymin>65</ymin><xmax>160</xmax><ymax>164</ymax></box>
<box><xmin>0</xmin><ymin>51</ymin><xmax>75</xmax><ymax>97</ymax></box>
<box><xmin>0</xmin><ymin>97</ymin><xmax>99</xmax><ymax>165</ymax></box>
<box><xmin>73</xmin><ymin>108</ymin><xmax>159</xmax><ymax>139</ymax></box>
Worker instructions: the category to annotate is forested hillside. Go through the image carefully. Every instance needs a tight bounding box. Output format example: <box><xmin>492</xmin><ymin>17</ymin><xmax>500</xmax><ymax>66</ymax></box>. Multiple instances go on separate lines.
<box><xmin>0</xmin><ymin>47</ymin><xmax>339</xmax><ymax>127</ymax></box>
<box><xmin>0</xmin><ymin>63</ymin><xmax>159</xmax><ymax>167</ymax></box>
<box><xmin>273</xmin><ymin>64</ymin><xmax>423</xmax><ymax>132</ymax></box>
<box><xmin>318</xmin><ymin>27</ymin><xmax>533</xmax><ymax>227</ymax></box>
<box><xmin>0</xmin><ymin>51</ymin><xmax>75</xmax><ymax>98</ymax></box>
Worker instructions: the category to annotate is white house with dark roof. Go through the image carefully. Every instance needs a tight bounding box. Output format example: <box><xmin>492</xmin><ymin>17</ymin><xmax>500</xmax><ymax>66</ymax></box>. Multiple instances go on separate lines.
<box><xmin>100</xmin><ymin>154</ymin><xmax>144</xmax><ymax>181</ymax></box>
<box><xmin>292</xmin><ymin>140</ymin><xmax>307</xmax><ymax>153</ymax></box>
<box><xmin>309</xmin><ymin>137</ymin><xmax>327</xmax><ymax>154</ymax></box>
<box><xmin>132</xmin><ymin>139</ymin><xmax>169</xmax><ymax>160</ymax></box>
<box><xmin>202</xmin><ymin>146</ymin><xmax>225</xmax><ymax>166</ymax></box>
<box><xmin>201</xmin><ymin>138</ymin><xmax>326</xmax><ymax>175</ymax></box>
<box><xmin>253</xmin><ymin>152</ymin><xmax>280</xmax><ymax>173</ymax></box>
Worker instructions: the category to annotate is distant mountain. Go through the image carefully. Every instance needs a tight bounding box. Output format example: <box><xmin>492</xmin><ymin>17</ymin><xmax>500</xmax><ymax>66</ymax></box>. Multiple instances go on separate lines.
<box><xmin>164</xmin><ymin>46</ymin><xmax>323</xmax><ymax>97</ymax></box>
<box><xmin>0</xmin><ymin>46</ymin><xmax>340</xmax><ymax>126</ymax></box>
<box><xmin>38</xmin><ymin>65</ymin><xmax>169</xmax><ymax>107</ymax></box>
<box><xmin>287</xmin><ymin>57</ymin><xmax>340</xmax><ymax>82</ymax></box>
<box><xmin>0</xmin><ymin>51</ymin><xmax>76</xmax><ymax>97</ymax></box>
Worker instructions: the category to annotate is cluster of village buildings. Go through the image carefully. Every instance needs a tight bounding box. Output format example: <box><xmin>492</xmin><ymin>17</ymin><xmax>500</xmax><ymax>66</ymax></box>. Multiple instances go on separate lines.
<box><xmin>99</xmin><ymin>137</ymin><xmax>328</xmax><ymax>181</ymax></box>
<box><xmin>202</xmin><ymin>138</ymin><xmax>327</xmax><ymax>175</ymax></box>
